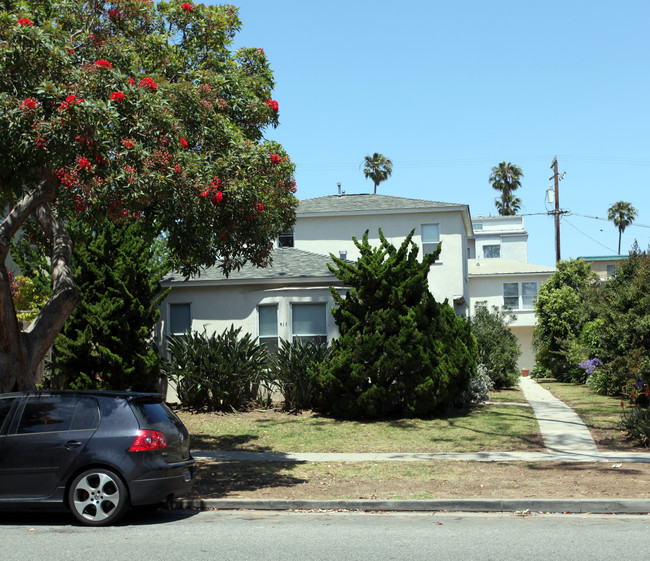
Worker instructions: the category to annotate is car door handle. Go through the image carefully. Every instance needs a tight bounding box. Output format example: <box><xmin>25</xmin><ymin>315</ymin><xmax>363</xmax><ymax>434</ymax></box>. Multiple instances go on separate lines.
<box><xmin>65</xmin><ymin>440</ymin><xmax>82</xmax><ymax>450</ymax></box>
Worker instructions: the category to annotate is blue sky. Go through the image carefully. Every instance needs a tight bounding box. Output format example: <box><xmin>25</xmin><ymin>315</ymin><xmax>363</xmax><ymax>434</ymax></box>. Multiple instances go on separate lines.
<box><xmin>215</xmin><ymin>0</ymin><xmax>649</xmax><ymax>267</ymax></box>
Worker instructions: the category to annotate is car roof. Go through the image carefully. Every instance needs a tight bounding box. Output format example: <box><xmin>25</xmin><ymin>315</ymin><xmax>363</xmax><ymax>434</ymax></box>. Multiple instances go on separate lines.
<box><xmin>0</xmin><ymin>390</ymin><xmax>164</xmax><ymax>401</ymax></box>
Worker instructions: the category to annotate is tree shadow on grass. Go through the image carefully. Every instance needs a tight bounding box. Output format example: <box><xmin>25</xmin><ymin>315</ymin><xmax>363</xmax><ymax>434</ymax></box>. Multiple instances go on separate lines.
<box><xmin>191</xmin><ymin>460</ymin><xmax>306</xmax><ymax>498</ymax></box>
<box><xmin>525</xmin><ymin>462</ymin><xmax>646</xmax><ymax>476</ymax></box>
<box><xmin>190</xmin><ymin>433</ymin><xmax>272</xmax><ymax>451</ymax></box>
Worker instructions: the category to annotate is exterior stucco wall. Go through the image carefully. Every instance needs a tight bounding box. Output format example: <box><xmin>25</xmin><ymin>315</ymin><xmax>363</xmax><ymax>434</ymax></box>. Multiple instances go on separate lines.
<box><xmin>294</xmin><ymin>209</ymin><xmax>469</xmax><ymax>310</ymax></box>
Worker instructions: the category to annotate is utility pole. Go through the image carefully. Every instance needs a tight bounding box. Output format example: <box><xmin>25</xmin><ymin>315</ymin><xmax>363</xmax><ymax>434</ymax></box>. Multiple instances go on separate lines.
<box><xmin>549</xmin><ymin>156</ymin><xmax>565</xmax><ymax>264</ymax></box>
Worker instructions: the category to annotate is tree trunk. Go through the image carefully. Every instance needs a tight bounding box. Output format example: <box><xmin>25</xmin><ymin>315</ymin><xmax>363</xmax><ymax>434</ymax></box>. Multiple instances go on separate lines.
<box><xmin>0</xmin><ymin>179</ymin><xmax>80</xmax><ymax>392</ymax></box>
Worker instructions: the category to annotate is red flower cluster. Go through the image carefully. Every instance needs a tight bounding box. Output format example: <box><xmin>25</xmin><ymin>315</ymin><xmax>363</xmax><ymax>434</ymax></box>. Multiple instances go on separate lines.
<box><xmin>55</xmin><ymin>168</ymin><xmax>79</xmax><ymax>188</ymax></box>
<box><xmin>20</xmin><ymin>98</ymin><xmax>39</xmax><ymax>111</ymax></box>
<box><xmin>34</xmin><ymin>136</ymin><xmax>48</xmax><ymax>150</ymax></box>
<box><xmin>199</xmin><ymin>177</ymin><xmax>223</xmax><ymax>204</ymax></box>
<box><xmin>94</xmin><ymin>59</ymin><xmax>113</xmax><ymax>69</ymax></box>
<box><xmin>128</xmin><ymin>77</ymin><xmax>136</xmax><ymax>86</ymax></box>
<box><xmin>78</xmin><ymin>156</ymin><xmax>92</xmax><ymax>171</ymax></box>
<box><xmin>269</xmin><ymin>153</ymin><xmax>282</xmax><ymax>165</ymax></box>
<box><xmin>17</xmin><ymin>18</ymin><xmax>33</xmax><ymax>26</ymax></box>
<box><xmin>264</xmin><ymin>99</ymin><xmax>279</xmax><ymax>112</ymax></box>
<box><xmin>255</xmin><ymin>202</ymin><xmax>264</xmax><ymax>213</ymax></box>
<box><xmin>180</xmin><ymin>137</ymin><xmax>188</xmax><ymax>148</ymax></box>
<box><xmin>139</xmin><ymin>77</ymin><xmax>158</xmax><ymax>91</ymax></box>
<box><xmin>110</xmin><ymin>91</ymin><xmax>126</xmax><ymax>103</ymax></box>
<box><xmin>122</xmin><ymin>138</ymin><xmax>136</xmax><ymax>148</ymax></box>
<box><xmin>107</xmin><ymin>8</ymin><xmax>123</xmax><ymax>20</ymax></box>
<box><xmin>60</xmin><ymin>95</ymin><xmax>83</xmax><ymax>110</ymax></box>
<box><xmin>181</xmin><ymin>2</ymin><xmax>194</xmax><ymax>12</ymax></box>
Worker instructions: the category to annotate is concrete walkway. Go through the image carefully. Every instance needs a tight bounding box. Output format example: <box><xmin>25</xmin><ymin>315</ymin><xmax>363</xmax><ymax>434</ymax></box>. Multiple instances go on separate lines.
<box><xmin>193</xmin><ymin>377</ymin><xmax>650</xmax><ymax>464</ymax></box>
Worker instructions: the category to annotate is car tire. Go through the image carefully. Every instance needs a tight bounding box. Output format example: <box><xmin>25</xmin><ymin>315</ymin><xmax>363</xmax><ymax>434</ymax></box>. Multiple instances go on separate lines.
<box><xmin>68</xmin><ymin>468</ymin><xmax>130</xmax><ymax>526</ymax></box>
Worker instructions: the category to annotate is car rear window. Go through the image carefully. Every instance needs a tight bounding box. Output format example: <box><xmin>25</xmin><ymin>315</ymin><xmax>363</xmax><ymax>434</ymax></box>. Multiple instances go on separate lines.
<box><xmin>130</xmin><ymin>400</ymin><xmax>184</xmax><ymax>431</ymax></box>
<box><xmin>0</xmin><ymin>397</ymin><xmax>17</xmax><ymax>432</ymax></box>
<box><xmin>17</xmin><ymin>395</ymin><xmax>100</xmax><ymax>434</ymax></box>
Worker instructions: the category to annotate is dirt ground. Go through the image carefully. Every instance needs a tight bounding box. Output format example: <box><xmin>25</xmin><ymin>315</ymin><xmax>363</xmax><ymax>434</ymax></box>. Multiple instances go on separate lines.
<box><xmin>189</xmin><ymin>459</ymin><xmax>650</xmax><ymax>500</ymax></box>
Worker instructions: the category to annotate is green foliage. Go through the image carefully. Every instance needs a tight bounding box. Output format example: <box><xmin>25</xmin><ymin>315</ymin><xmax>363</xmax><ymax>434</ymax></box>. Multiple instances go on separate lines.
<box><xmin>489</xmin><ymin>161</ymin><xmax>523</xmax><ymax>216</ymax></box>
<box><xmin>620</xmin><ymin>405</ymin><xmax>650</xmax><ymax>447</ymax></box>
<box><xmin>312</xmin><ymin>230</ymin><xmax>477</xmax><ymax>419</ymax></box>
<box><xmin>0</xmin><ymin>0</ymin><xmax>297</xmax><ymax>277</ymax></box>
<box><xmin>607</xmin><ymin>201</ymin><xmax>638</xmax><ymax>254</ymax></box>
<box><xmin>271</xmin><ymin>339</ymin><xmax>332</xmax><ymax>412</ymax></box>
<box><xmin>361</xmin><ymin>153</ymin><xmax>393</xmax><ymax>194</ymax></box>
<box><xmin>50</xmin><ymin>220</ymin><xmax>168</xmax><ymax>391</ymax></box>
<box><xmin>533</xmin><ymin>259</ymin><xmax>598</xmax><ymax>381</ymax></box>
<box><xmin>164</xmin><ymin>325</ymin><xmax>270</xmax><ymax>411</ymax></box>
<box><xmin>470</xmin><ymin>302</ymin><xmax>521</xmax><ymax>389</ymax></box>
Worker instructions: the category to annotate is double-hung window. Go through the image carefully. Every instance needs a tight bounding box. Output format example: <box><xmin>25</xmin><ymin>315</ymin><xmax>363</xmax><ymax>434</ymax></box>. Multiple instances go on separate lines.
<box><xmin>484</xmin><ymin>244</ymin><xmax>500</xmax><ymax>258</ymax></box>
<box><xmin>503</xmin><ymin>282</ymin><xmax>538</xmax><ymax>309</ymax></box>
<box><xmin>258</xmin><ymin>305</ymin><xmax>279</xmax><ymax>354</ymax></box>
<box><xmin>421</xmin><ymin>224</ymin><xmax>440</xmax><ymax>256</ymax></box>
<box><xmin>291</xmin><ymin>303</ymin><xmax>327</xmax><ymax>345</ymax></box>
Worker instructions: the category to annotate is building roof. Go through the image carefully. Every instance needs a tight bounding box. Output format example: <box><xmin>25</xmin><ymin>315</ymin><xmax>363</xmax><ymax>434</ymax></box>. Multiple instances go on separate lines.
<box><xmin>161</xmin><ymin>248</ymin><xmax>340</xmax><ymax>286</ymax></box>
<box><xmin>468</xmin><ymin>258</ymin><xmax>555</xmax><ymax>277</ymax></box>
<box><xmin>298</xmin><ymin>194</ymin><xmax>466</xmax><ymax>215</ymax></box>
<box><xmin>577</xmin><ymin>255</ymin><xmax>630</xmax><ymax>262</ymax></box>
<box><xmin>298</xmin><ymin>194</ymin><xmax>473</xmax><ymax>236</ymax></box>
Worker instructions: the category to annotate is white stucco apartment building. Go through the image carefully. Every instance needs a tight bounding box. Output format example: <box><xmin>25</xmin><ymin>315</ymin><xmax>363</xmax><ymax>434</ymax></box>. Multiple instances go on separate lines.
<box><xmin>156</xmin><ymin>194</ymin><xmax>554</xmax><ymax>379</ymax></box>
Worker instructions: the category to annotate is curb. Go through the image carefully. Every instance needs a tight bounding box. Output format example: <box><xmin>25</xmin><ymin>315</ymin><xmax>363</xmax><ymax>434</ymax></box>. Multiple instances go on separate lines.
<box><xmin>175</xmin><ymin>498</ymin><xmax>650</xmax><ymax>515</ymax></box>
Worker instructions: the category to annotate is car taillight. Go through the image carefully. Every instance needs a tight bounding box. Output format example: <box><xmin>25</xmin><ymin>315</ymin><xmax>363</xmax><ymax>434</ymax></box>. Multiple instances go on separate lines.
<box><xmin>128</xmin><ymin>429</ymin><xmax>167</xmax><ymax>451</ymax></box>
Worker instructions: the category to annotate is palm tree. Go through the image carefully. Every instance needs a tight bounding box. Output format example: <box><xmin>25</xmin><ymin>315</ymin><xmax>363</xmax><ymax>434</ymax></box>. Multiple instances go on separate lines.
<box><xmin>489</xmin><ymin>162</ymin><xmax>523</xmax><ymax>216</ymax></box>
<box><xmin>362</xmin><ymin>153</ymin><xmax>393</xmax><ymax>194</ymax></box>
<box><xmin>607</xmin><ymin>201</ymin><xmax>638</xmax><ymax>254</ymax></box>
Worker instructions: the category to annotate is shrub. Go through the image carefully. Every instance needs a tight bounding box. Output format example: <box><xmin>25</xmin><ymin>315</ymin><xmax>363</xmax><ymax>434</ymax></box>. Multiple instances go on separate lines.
<box><xmin>312</xmin><ymin>230</ymin><xmax>476</xmax><ymax>419</ymax></box>
<box><xmin>271</xmin><ymin>339</ymin><xmax>331</xmax><ymax>412</ymax></box>
<box><xmin>164</xmin><ymin>326</ymin><xmax>270</xmax><ymax>411</ymax></box>
<box><xmin>455</xmin><ymin>364</ymin><xmax>494</xmax><ymax>409</ymax></box>
<box><xmin>621</xmin><ymin>406</ymin><xmax>650</xmax><ymax>447</ymax></box>
<box><xmin>470</xmin><ymin>302</ymin><xmax>521</xmax><ymax>389</ymax></box>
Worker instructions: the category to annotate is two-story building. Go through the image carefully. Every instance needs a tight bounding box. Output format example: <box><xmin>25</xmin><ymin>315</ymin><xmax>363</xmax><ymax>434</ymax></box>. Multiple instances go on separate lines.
<box><xmin>156</xmin><ymin>193</ymin><xmax>554</xmax><ymax>387</ymax></box>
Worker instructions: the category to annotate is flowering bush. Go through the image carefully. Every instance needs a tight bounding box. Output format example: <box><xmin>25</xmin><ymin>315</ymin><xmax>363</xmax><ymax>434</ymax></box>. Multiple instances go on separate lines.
<box><xmin>17</xmin><ymin>18</ymin><xmax>33</xmax><ymax>26</ymax></box>
<box><xmin>110</xmin><ymin>91</ymin><xmax>126</xmax><ymax>103</ymax></box>
<box><xmin>138</xmin><ymin>77</ymin><xmax>158</xmax><ymax>91</ymax></box>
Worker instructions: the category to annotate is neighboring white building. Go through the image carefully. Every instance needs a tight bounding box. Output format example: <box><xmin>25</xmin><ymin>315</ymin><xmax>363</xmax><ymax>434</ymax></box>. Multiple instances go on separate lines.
<box><xmin>467</xmin><ymin>214</ymin><xmax>555</xmax><ymax>372</ymax></box>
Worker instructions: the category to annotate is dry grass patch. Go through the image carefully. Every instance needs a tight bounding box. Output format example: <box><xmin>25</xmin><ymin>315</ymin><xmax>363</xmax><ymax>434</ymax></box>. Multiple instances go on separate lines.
<box><xmin>190</xmin><ymin>459</ymin><xmax>650</xmax><ymax>500</ymax></box>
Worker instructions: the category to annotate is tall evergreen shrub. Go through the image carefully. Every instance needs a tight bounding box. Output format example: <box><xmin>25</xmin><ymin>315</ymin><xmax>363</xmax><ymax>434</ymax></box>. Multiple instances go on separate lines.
<box><xmin>312</xmin><ymin>230</ymin><xmax>477</xmax><ymax>418</ymax></box>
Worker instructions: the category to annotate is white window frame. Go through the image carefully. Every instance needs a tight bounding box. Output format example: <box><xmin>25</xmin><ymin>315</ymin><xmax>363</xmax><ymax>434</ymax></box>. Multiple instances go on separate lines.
<box><xmin>483</xmin><ymin>244</ymin><xmax>501</xmax><ymax>259</ymax></box>
<box><xmin>278</xmin><ymin>231</ymin><xmax>294</xmax><ymax>248</ymax></box>
<box><xmin>258</xmin><ymin>304</ymin><xmax>279</xmax><ymax>354</ymax></box>
<box><xmin>421</xmin><ymin>223</ymin><xmax>440</xmax><ymax>256</ymax></box>
<box><xmin>291</xmin><ymin>302</ymin><xmax>327</xmax><ymax>345</ymax></box>
<box><xmin>503</xmin><ymin>282</ymin><xmax>538</xmax><ymax>310</ymax></box>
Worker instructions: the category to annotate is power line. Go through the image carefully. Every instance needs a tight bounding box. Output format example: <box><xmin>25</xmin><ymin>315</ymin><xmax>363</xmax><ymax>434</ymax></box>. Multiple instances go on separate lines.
<box><xmin>561</xmin><ymin>216</ymin><xmax>617</xmax><ymax>254</ymax></box>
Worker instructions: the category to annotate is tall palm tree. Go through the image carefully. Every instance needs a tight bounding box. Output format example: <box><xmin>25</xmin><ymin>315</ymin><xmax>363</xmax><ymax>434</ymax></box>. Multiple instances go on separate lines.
<box><xmin>607</xmin><ymin>201</ymin><xmax>638</xmax><ymax>254</ymax></box>
<box><xmin>362</xmin><ymin>153</ymin><xmax>393</xmax><ymax>194</ymax></box>
<box><xmin>489</xmin><ymin>162</ymin><xmax>523</xmax><ymax>216</ymax></box>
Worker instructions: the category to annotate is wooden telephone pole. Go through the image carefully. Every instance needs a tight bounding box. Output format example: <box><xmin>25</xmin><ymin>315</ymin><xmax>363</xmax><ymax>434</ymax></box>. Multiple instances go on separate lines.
<box><xmin>549</xmin><ymin>156</ymin><xmax>565</xmax><ymax>264</ymax></box>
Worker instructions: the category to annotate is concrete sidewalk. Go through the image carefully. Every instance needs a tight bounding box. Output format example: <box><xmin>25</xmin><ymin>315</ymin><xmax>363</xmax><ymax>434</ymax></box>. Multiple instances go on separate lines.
<box><xmin>186</xmin><ymin>377</ymin><xmax>650</xmax><ymax>514</ymax></box>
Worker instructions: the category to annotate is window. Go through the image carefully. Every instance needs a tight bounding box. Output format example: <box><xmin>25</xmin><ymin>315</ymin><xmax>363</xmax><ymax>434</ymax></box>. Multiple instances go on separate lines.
<box><xmin>606</xmin><ymin>264</ymin><xmax>617</xmax><ymax>278</ymax></box>
<box><xmin>503</xmin><ymin>282</ymin><xmax>538</xmax><ymax>309</ymax></box>
<box><xmin>169</xmin><ymin>303</ymin><xmax>191</xmax><ymax>335</ymax></box>
<box><xmin>339</xmin><ymin>250</ymin><xmax>347</xmax><ymax>260</ymax></box>
<box><xmin>421</xmin><ymin>224</ymin><xmax>440</xmax><ymax>255</ymax></box>
<box><xmin>0</xmin><ymin>397</ymin><xmax>17</xmax><ymax>432</ymax></box>
<box><xmin>258</xmin><ymin>305</ymin><xmax>279</xmax><ymax>354</ymax></box>
<box><xmin>521</xmin><ymin>282</ymin><xmax>537</xmax><ymax>309</ymax></box>
<box><xmin>17</xmin><ymin>395</ymin><xmax>99</xmax><ymax>434</ymax></box>
<box><xmin>278</xmin><ymin>231</ymin><xmax>294</xmax><ymax>248</ymax></box>
<box><xmin>503</xmin><ymin>283</ymin><xmax>519</xmax><ymax>308</ymax></box>
<box><xmin>292</xmin><ymin>303</ymin><xmax>327</xmax><ymax>344</ymax></box>
<box><xmin>484</xmin><ymin>244</ymin><xmax>500</xmax><ymax>259</ymax></box>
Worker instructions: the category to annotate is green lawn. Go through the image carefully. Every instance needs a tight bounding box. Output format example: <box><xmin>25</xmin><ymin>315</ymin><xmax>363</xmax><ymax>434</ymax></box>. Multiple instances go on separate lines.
<box><xmin>177</xmin><ymin>402</ymin><xmax>543</xmax><ymax>454</ymax></box>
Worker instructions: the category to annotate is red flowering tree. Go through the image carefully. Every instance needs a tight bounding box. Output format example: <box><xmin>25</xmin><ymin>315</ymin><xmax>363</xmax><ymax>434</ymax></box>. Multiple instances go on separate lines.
<box><xmin>0</xmin><ymin>0</ymin><xmax>298</xmax><ymax>391</ymax></box>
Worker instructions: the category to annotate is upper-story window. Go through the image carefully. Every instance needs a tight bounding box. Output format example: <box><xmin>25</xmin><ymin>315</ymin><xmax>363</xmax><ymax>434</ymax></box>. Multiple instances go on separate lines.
<box><xmin>421</xmin><ymin>224</ymin><xmax>440</xmax><ymax>255</ymax></box>
<box><xmin>503</xmin><ymin>282</ymin><xmax>537</xmax><ymax>310</ymax></box>
<box><xmin>484</xmin><ymin>244</ymin><xmax>501</xmax><ymax>259</ymax></box>
<box><xmin>278</xmin><ymin>231</ymin><xmax>294</xmax><ymax>248</ymax></box>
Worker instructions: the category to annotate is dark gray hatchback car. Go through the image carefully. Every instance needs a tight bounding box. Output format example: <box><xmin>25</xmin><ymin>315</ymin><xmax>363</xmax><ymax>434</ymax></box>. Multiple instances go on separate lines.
<box><xmin>0</xmin><ymin>390</ymin><xmax>194</xmax><ymax>526</ymax></box>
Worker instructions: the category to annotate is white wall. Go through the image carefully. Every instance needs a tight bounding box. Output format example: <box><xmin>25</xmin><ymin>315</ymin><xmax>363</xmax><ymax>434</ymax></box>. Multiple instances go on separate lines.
<box><xmin>293</xmin><ymin>209</ymin><xmax>470</xmax><ymax>309</ymax></box>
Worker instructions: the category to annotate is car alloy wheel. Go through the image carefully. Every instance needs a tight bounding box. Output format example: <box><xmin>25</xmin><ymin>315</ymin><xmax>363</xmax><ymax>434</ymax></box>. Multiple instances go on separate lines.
<box><xmin>68</xmin><ymin>468</ymin><xmax>129</xmax><ymax>526</ymax></box>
